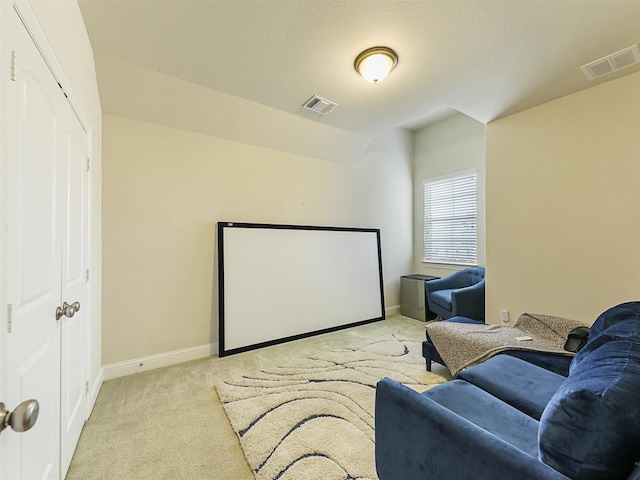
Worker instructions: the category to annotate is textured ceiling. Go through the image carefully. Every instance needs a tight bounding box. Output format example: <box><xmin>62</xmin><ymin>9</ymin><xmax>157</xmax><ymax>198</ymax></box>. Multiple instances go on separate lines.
<box><xmin>79</xmin><ymin>0</ymin><xmax>640</xmax><ymax>138</ymax></box>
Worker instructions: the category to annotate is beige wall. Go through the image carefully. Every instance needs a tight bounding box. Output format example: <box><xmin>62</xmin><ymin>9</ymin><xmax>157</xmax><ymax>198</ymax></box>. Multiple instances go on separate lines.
<box><xmin>412</xmin><ymin>113</ymin><xmax>486</xmax><ymax>277</ymax></box>
<box><xmin>486</xmin><ymin>71</ymin><xmax>640</xmax><ymax>325</ymax></box>
<box><xmin>103</xmin><ymin>115</ymin><xmax>413</xmax><ymax>364</ymax></box>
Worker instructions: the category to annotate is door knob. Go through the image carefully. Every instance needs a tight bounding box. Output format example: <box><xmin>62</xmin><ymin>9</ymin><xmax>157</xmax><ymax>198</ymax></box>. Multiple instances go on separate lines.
<box><xmin>56</xmin><ymin>304</ymin><xmax>73</xmax><ymax>320</ymax></box>
<box><xmin>55</xmin><ymin>301</ymin><xmax>80</xmax><ymax>320</ymax></box>
<box><xmin>0</xmin><ymin>399</ymin><xmax>39</xmax><ymax>434</ymax></box>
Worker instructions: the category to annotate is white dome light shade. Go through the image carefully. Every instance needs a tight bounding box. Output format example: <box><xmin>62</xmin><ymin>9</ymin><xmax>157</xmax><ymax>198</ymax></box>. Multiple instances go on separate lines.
<box><xmin>354</xmin><ymin>47</ymin><xmax>398</xmax><ymax>84</ymax></box>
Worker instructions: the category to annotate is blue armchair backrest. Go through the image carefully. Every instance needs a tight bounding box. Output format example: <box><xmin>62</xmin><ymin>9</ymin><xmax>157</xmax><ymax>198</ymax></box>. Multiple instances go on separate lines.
<box><xmin>455</xmin><ymin>267</ymin><xmax>485</xmax><ymax>288</ymax></box>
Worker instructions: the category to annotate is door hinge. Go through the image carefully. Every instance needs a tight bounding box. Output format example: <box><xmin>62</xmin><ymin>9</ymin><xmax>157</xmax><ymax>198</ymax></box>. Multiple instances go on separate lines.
<box><xmin>85</xmin><ymin>381</ymin><xmax>89</xmax><ymax>396</ymax></box>
<box><xmin>86</xmin><ymin>156</ymin><xmax>91</xmax><ymax>172</ymax></box>
<box><xmin>10</xmin><ymin>51</ymin><xmax>16</xmax><ymax>81</ymax></box>
<box><xmin>7</xmin><ymin>304</ymin><xmax>13</xmax><ymax>333</ymax></box>
<box><xmin>86</xmin><ymin>268</ymin><xmax>90</xmax><ymax>282</ymax></box>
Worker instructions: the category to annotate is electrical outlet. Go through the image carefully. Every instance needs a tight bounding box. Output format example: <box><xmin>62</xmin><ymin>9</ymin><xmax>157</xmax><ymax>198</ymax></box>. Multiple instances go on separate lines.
<box><xmin>501</xmin><ymin>310</ymin><xmax>510</xmax><ymax>326</ymax></box>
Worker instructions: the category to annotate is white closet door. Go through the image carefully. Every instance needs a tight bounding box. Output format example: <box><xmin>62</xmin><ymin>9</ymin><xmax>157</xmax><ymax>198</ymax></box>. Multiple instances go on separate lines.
<box><xmin>59</xmin><ymin>97</ymin><xmax>87</xmax><ymax>478</ymax></box>
<box><xmin>1</xmin><ymin>9</ymin><xmax>63</xmax><ymax>480</ymax></box>
<box><xmin>1</xmin><ymin>8</ymin><xmax>88</xmax><ymax>480</ymax></box>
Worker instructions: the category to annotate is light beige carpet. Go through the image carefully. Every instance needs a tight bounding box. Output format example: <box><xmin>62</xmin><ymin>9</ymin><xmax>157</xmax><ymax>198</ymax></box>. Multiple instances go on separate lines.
<box><xmin>66</xmin><ymin>317</ymin><xmax>448</xmax><ymax>479</ymax></box>
<box><xmin>216</xmin><ymin>334</ymin><xmax>447</xmax><ymax>480</ymax></box>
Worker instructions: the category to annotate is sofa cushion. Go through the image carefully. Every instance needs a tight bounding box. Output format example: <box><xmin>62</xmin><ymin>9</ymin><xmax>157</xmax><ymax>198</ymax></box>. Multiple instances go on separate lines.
<box><xmin>501</xmin><ymin>350</ymin><xmax>572</xmax><ymax>376</ymax></box>
<box><xmin>430</xmin><ymin>289</ymin><xmax>455</xmax><ymax>310</ymax></box>
<box><xmin>424</xmin><ymin>380</ymin><xmax>540</xmax><ymax>457</ymax></box>
<box><xmin>538</xmin><ymin>313</ymin><xmax>640</xmax><ymax>479</ymax></box>
<box><xmin>457</xmin><ymin>355</ymin><xmax>566</xmax><ymax>420</ymax></box>
<box><xmin>571</xmin><ymin>302</ymin><xmax>640</xmax><ymax>369</ymax></box>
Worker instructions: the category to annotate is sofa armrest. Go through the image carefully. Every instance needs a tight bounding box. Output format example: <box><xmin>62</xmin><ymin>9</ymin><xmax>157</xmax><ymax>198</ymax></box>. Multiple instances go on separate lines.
<box><xmin>375</xmin><ymin>378</ymin><xmax>570</xmax><ymax>480</ymax></box>
<box><xmin>451</xmin><ymin>279</ymin><xmax>485</xmax><ymax>320</ymax></box>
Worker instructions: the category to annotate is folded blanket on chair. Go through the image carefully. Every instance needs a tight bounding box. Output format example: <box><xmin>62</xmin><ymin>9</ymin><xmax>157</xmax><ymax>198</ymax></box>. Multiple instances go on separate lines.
<box><xmin>425</xmin><ymin>313</ymin><xmax>588</xmax><ymax>376</ymax></box>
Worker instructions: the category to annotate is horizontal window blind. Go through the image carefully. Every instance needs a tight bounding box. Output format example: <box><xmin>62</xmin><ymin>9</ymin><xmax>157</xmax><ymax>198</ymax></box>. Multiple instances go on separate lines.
<box><xmin>424</xmin><ymin>171</ymin><xmax>477</xmax><ymax>265</ymax></box>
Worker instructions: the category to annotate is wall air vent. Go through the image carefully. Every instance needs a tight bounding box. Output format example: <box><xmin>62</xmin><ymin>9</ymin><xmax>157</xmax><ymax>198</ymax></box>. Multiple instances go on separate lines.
<box><xmin>302</xmin><ymin>95</ymin><xmax>338</xmax><ymax>115</ymax></box>
<box><xmin>581</xmin><ymin>44</ymin><xmax>640</xmax><ymax>80</ymax></box>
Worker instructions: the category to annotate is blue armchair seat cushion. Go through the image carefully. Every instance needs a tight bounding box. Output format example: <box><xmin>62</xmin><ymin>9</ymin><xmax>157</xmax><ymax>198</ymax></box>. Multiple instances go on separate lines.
<box><xmin>538</xmin><ymin>303</ymin><xmax>640</xmax><ymax>479</ymax></box>
<box><xmin>430</xmin><ymin>289</ymin><xmax>456</xmax><ymax>310</ymax></box>
<box><xmin>424</xmin><ymin>380</ymin><xmax>540</xmax><ymax>456</ymax></box>
<box><xmin>456</xmin><ymin>355</ymin><xmax>566</xmax><ymax>420</ymax></box>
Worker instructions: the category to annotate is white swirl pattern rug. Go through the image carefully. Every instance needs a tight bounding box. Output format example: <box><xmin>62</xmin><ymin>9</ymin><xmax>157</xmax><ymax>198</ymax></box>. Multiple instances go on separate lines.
<box><xmin>215</xmin><ymin>334</ymin><xmax>447</xmax><ymax>480</ymax></box>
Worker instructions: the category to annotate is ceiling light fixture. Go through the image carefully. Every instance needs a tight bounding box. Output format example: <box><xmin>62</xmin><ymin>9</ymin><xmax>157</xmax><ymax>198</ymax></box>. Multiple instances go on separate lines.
<box><xmin>354</xmin><ymin>46</ymin><xmax>398</xmax><ymax>84</ymax></box>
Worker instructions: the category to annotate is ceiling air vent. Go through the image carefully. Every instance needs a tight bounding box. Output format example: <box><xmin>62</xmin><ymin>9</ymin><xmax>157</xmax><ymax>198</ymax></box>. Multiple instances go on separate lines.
<box><xmin>302</xmin><ymin>95</ymin><xmax>338</xmax><ymax>115</ymax></box>
<box><xmin>581</xmin><ymin>44</ymin><xmax>640</xmax><ymax>80</ymax></box>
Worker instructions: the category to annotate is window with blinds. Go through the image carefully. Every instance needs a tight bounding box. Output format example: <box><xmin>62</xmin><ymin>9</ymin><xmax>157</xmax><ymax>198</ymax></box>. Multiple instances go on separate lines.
<box><xmin>423</xmin><ymin>171</ymin><xmax>477</xmax><ymax>265</ymax></box>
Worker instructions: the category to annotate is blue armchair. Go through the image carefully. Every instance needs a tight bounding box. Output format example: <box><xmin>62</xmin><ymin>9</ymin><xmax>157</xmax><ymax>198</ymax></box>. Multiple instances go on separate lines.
<box><xmin>425</xmin><ymin>266</ymin><xmax>485</xmax><ymax>321</ymax></box>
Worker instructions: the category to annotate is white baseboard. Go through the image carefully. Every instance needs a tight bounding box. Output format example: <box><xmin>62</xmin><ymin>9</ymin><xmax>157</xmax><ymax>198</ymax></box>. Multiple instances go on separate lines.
<box><xmin>385</xmin><ymin>305</ymin><xmax>401</xmax><ymax>317</ymax></box>
<box><xmin>103</xmin><ymin>310</ymin><xmax>399</xmax><ymax>381</ymax></box>
<box><xmin>103</xmin><ymin>343</ymin><xmax>219</xmax><ymax>380</ymax></box>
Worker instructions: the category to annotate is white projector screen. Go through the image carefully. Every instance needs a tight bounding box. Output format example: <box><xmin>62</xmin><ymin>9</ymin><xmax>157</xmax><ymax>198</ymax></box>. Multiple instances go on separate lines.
<box><xmin>218</xmin><ymin>222</ymin><xmax>385</xmax><ymax>356</ymax></box>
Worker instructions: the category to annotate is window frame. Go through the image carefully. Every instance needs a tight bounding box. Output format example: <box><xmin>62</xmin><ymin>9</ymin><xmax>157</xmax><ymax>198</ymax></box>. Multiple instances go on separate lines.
<box><xmin>422</xmin><ymin>169</ymin><xmax>478</xmax><ymax>266</ymax></box>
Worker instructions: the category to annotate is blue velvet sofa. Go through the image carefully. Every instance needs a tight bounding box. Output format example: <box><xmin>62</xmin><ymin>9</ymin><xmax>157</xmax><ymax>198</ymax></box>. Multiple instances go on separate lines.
<box><xmin>425</xmin><ymin>267</ymin><xmax>485</xmax><ymax>321</ymax></box>
<box><xmin>375</xmin><ymin>302</ymin><xmax>640</xmax><ymax>480</ymax></box>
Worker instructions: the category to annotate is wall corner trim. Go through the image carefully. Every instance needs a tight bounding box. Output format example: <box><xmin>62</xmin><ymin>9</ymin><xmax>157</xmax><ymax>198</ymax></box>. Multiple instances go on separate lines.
<box><xmin>385</xmin><ymin>305</ymin><xmax>401</xmax><ymax>317</ymax></box>
<box><xmin>88</xmin><ymin>369</ymin><xmax>104</xmax><ymax>414</ymax></box>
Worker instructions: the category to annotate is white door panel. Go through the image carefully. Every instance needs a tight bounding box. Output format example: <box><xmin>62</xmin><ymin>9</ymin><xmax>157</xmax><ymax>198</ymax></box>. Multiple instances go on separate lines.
<box><xmin>13</xmin><ymin>339</ymin><xmax>59</xmax><ymax>480</ymax></box>
<box><xmin>3</xmin><ymin>9</ymin><xmax>63</xmax><ymax>479</ymax></box>
<box><xmin>59</xmin><ymin>101</ymin><xmax>87</xmax><ymax>477</ymax></box>
<box><xmin>14</xmin><ymin>67</ymin><xmax>59</xmax><ymax>308</ymax></box>
<box><xmin>1</xmin><ymin>7</ymin><xmax>89</xmax><ymax>480</ymax></box>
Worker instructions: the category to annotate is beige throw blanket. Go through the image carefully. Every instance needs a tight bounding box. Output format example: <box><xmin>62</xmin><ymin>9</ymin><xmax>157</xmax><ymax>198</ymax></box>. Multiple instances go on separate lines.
<box><xmin>425</xmin><ymin>313</ymin><xmax>589</xmax><ymax>376</ymax></box>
